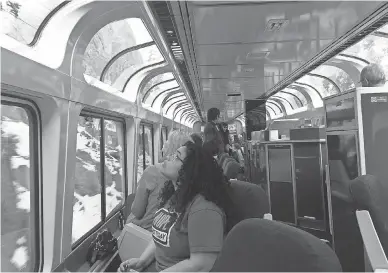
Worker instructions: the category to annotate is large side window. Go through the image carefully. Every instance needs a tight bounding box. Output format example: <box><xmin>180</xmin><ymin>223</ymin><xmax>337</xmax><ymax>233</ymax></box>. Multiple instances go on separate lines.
<box><xmin>1</xmin><ymin>98</ymin><xmax>40</xmax><ymax>272</ymax></box>
<box><xmin>72</xmin><ymin>113</ymin><xmax>125</xmax><ymax>245</ymax></box>
<box><xmin>136</xmin><ymin>123</ymin><xmax>154</xmax><ymax>182</ymax></box>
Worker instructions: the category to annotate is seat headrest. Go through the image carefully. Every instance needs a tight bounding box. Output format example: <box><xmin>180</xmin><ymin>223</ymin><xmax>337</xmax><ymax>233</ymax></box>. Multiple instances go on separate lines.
<box><xmin>349</xmin><ymin>174</ymin><xmax>388</xmax><ymax>253</ymax></box>
<box><xmin>212</xmin><ymin>219</ymin><xmax>342</xmax><ymax>272</ymax></box>
<box><xmin>349</xmin><ymin>175</ymin><xmax>385</xmax><ymax>210</ymax></box>
<box><xmin>224</xmin><ymin>160</ymin><xmax>240</xmax><ymax>180</ymax></box>
<box><xmin>218</xmin><ymin>152</ymin><xmax>229</xmax><ymax>167</ymax></box>
<box><xmin>221</xmin><ymin>157</ymin><xmax>234</xmax><ymax>170</ymax></box>
<box><xmin>226</xmin><ymin>180</ymin><xmax>269</xmax><ymax>232</ymax></box>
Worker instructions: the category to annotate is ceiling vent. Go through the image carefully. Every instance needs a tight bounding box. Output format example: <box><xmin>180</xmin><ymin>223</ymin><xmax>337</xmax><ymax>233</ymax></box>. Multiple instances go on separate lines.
<box><xmin>266</xmin><ymin>19</ymin><xmax>289</xmax><ymax>32</ymax></box>
<box><xmin>227</xmin><ymin>93</ymin><xmax>241</xmax><ymax>97</ymax></box>
<box><xmin>243</xmin><ymin>67</ymin><xmax>255</xmax><ymax>72</ymax></box>
<box><xmin>246</xmin><ymin>51</ymin><xmax>270</xmax><ymax>59</ymax></box>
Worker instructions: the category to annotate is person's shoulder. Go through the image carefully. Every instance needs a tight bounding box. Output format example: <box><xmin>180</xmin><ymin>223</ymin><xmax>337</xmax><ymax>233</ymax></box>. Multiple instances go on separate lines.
<box><xmin>142</xmin><ymin>165</ymin><xmax>163</xmax><ymax>182</ymax></box>
<box><xmin>143</xmin><ymin>165</ymin><xmax>158</xmax><ymax>175</ymax></box>
<box><xmin>204</xmin><ymin>122</ymin><xmax>214</xmax><ymax>130</ymax></box>
<box><xmin>189</xmin><ymin>194</ymin><xmax>224</xmax><ymax>216</ymax></box>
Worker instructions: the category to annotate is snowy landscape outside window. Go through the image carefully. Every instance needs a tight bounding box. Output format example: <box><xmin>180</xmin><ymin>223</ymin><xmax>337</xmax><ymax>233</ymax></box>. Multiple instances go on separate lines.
<box><xmin>72</xmin><ymin>114</ymin><xmax>125</xmax><ymax>245</ymax></box>
<box><xmin>1</xmin><ymin>101</ymin><xmax>39</xmax><ymax>272</ymax></box>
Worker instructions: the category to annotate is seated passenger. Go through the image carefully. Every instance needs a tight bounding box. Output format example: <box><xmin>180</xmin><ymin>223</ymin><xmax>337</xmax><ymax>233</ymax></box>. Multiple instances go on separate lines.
<box><xmin>360</xmin><ymin>63</ymin><xmax>386</xmax><ymax>87</ymax></box>
<box><xmin>159</xmin><ymin>130</ymin><xmax>190</xmax><ymax>162</ymax></box>
<box><xmin>127</xmin><ymin>130</ymin><xmax>191</xmax><ymax>231</ymax></box>
<box><xmin>188</xmin><ymin>133</ymin><xmax>203</xmax><ymax>147</ymax></box>
<box><xmin>119</xmin><ymin>141</ymin><xmax>231</xmax><ymax>272</ymax></box>
<box><xmin>223</xmin><ymin>159</ymin><xmax>241</xmax><ymax>181</ymax></box>
<box><xmin>233</xmin><ymin>143</ymin><xmax>245</xmax><ymax>168</ymax></box>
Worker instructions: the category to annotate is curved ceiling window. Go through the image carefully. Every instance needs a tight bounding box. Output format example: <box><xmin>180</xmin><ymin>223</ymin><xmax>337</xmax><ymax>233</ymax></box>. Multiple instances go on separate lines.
<box><xmin>83</xmin><ymin>18</ymin><xmax>154</xmax><ymax>82</ymax></box>
<box><xmin>343</xmin><ymin>26</ymin><xmax>388</xmax><ymax>77</ymax></box>
<box><xmin>151</xmin><ymin>89</ymin><xmax>182</xmax><ymax>113</ymax></box>
<box><xmin>1</xmin><ymin>0</ymin><xmax>67</xmax><ymax>44</ymax></box>
<box><xmin>378</xmin><ymin>23</ymin><xmax>388</xmax><ymax>34</ymax></box>
<box><xmin>141</xmin><ymin>72</ymin><xmax>175</xmax><ymax>99</ymax></box>
<box><xmin>144</xmin><ymin>80</ymin><xmax>180</xmax><ymax>106</ymax></box>
<box><xmin>297</xmin><ymin>74</ymin><xmax>338</xmax><ymax>98</ymax></box>
<box><xmin>102</xmin><ymin>45</ymin><xmax>164</xmax><ymax>90</ymax></box>
<box><xmin>163</xmin><ymin>97</ymin><xmax>187</xmax><ymax>115</ymax></box>
<box><xmin>281</xmin><ymin>88</ymin><xmax>308</xmax><ymax>107</ymax></box>
<box><xmin>174</xmin><ymin>106</ymin><xmax>191</xmax><ymax>122</ymax></box>
<box><xmin>272</xmin><ymin>91</ymin><xmax>301</xmax><ymax>109</ymax></box>
<box><xmin>312</xmin><ymin>65</ymin><xmax>355</xmax><ymax>92</ymax></box>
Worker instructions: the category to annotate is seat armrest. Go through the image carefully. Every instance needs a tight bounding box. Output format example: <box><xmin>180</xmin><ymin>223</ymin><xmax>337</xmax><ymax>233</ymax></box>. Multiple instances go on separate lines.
<box><xmin>356</xmin><ymin>210</ymin><xmax>388</xmax><ymax>271</ymax></box>
<box><xmin>118</xmin><ymin>223</ymin><xmax>152</xmax><ymax>261</ymax></box>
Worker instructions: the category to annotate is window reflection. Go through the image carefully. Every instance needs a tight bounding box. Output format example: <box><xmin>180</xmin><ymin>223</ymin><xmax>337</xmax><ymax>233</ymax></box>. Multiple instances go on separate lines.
<box><xmin>1</xmin><ymin>103</ymin><xmax>33</xmax><ymax>272</ymax></box>
<box><xmin>312</xmin><ymin>65</ymin><xmax>355</xmax><ymax>93</ymax></box>
<box><xmin>1</xmin><ymin>0</ymin><xmax>67</xmax><ymax>44</ymax></box>
<box><xmin>343</xmin><ymin>34</ymin><xmax>388</xmax><ymax>77</ymax></box>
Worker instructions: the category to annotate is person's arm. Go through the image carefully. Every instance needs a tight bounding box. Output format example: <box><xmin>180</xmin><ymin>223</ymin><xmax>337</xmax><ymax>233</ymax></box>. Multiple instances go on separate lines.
<box><xmin>131</xmin><ymin>185</ymin><xmax>149</xmax><ymax>219</ymax></box>
<box><xmin>162</xmin><ymin>209</ymin><xmax>224</xmax><ymax>272</ymax></box>
<box><xmin>161</xmin><ymin>252</ymin><xmax>218</xmax><ymax>272</ymax></box>
<box><xmin>138</xmin><ymin>240</ymin><xmax>157</xmax><ymax>269</ymax></box>
<box><xmin>131</xmin><ymin>168</ymin><xmax>155</xmax><ymax>219</ymax></box>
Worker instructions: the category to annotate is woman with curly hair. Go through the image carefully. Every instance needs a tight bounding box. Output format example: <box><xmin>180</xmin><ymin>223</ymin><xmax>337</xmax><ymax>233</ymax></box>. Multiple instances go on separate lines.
<box><xmin>119</xmin><ymin>140</ymin><xmax>231</xmax><ymax>272</ymax></box>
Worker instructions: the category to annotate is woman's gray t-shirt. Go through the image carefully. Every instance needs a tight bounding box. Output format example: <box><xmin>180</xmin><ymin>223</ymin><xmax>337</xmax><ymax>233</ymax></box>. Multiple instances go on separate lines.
<box><xmin>152</xmin><ymin>194</ymin><xmax>225</xmax><ymax>271</ymax></box>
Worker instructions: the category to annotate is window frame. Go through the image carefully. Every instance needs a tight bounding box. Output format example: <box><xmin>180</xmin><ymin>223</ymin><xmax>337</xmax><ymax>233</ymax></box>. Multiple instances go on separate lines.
<box><xmin>71</xmin><ymin>110</ymin><xmax>127</xmax><ymax>249</ymax></box>
<box><xmin>160</xmin><ymin>126</ymin><xmax>168</xmax><ymax>158</ymax></box>
<box><xmin>1</xmin><ymin>93</ymin><xmax>43</xmax><ymax>272</ymax></box>
<box><xmin>160</xmin><ymin>127</ymin><xmax>164</xmax><ymax>157</ymax></box>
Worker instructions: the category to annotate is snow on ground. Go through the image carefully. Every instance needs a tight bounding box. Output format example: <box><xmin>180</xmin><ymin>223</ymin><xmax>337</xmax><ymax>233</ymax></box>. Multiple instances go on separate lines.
<box><xmin>2</xmin><ymin>119</ymin><xmax>30</xmax><ymax>169</ymax></box>
<box><xmin>11</xmin><ymin>246</ymin><xmax>28</xmax><ymax>270</ymax></box>
<box><xmin>13</xmin><ymin>181</ymin><xmax>30</xmax><ymax>212</ymax></box>
<box><xmin>72</xmin><ymin>182</ymin><xmax>123</xmax><ymax>243</ymax></box>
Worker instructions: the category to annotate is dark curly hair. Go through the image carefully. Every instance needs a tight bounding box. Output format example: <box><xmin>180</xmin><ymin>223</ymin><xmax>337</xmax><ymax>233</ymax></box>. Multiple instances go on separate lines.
<box><xmin>158</xmin><ymin>140</ymin><xmax>231</xmax><ymax>228</ymax></box>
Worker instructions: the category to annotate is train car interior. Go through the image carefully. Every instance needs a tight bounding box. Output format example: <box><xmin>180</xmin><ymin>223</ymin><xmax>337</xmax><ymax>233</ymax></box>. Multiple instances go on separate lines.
<box><xmin>1</xmin><ymin>0</ymin><xmax>388</xmax><ymax>272</ymax></box>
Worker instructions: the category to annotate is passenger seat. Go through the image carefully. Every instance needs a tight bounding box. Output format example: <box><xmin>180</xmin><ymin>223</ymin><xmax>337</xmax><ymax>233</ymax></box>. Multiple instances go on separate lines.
<box><xmin>349</xmin><ymin>174</ymin><xmax>388</xmax><ymax>254</ymax></box>
<box><xmin>212</xmin><ymin>218</ymin><xmax>342</xmax><ymax>272</ymax></box>
<box><xmin>226</xmin><ymin>180</ymin><xmax>269</xmax><ymax>232</ymax></box>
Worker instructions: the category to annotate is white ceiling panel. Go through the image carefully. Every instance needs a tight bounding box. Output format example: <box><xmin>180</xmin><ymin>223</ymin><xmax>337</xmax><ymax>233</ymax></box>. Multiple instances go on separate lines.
<box><xmin>191</xmin><ymin>1</ymin><xmax>382</xmax><ymax>45</ymax></box>
<box><xmin>179</xmin><ymin>0</ymin><xmax>384</xmax><ymax>119</ymax></box>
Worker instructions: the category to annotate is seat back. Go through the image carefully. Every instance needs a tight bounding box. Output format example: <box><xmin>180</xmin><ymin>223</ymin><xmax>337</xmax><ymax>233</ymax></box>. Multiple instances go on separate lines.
<box><xmin>349</xmin><ymin>174</ymin><xmax>388</xmax><ymax>254</ymax></box>
<box><xmin>224</xmin><ymin>160</ymin><xmax>241</xmax><ymax>180</ymax></box>
<box><xmin>226</xmin><ymin>180</ymin><xmax>269</xmax><ymax>232</ymax></box>
<box><xmin>123</xmin><ymin>193</ymin><xmax>135</xmax><ymax>220</ymax></box>
<box><xmin>212</xmin><ymin>219</ymin><xmax>342</xmax><ymax>272</ymax></box>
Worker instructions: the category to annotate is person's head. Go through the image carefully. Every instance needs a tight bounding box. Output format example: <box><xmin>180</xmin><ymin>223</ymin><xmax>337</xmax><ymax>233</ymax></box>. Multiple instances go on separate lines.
<box><xmin>207</xmin><ymin>108</ymin><xmax>221</xmax><ymax>122</ymax></box>
<box><xmin>161</xmin><ymin>130</ymin><xmax>190</xmax><ymax>161</ymax></box>
<box><xmin>224</xmin><ymin>160</ymin><xmax>241</xmax><ymax>180</ymax></box>
<box><xmin>159</xmin><ymin>140</ymin><xmax>231</xmax><ymax>223</ymax></box>
<box><xmin>221</xmin><ymin>122</ymin><xmax>228</xmax><ymax>132</ymax></box>
<box><xmin>189</xmin><ymin>133</ymin><xmax>203</xmax><ymax>147</ymax></box>
<box><xmin>234</xmin><ymin>143</ymin><xmax>241</xmax><ymax>150</ymax></box>
<box><xmin>360</xmin><ymin>64</ymin><xmax>386</xmax><ymax>87</ymax></box>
